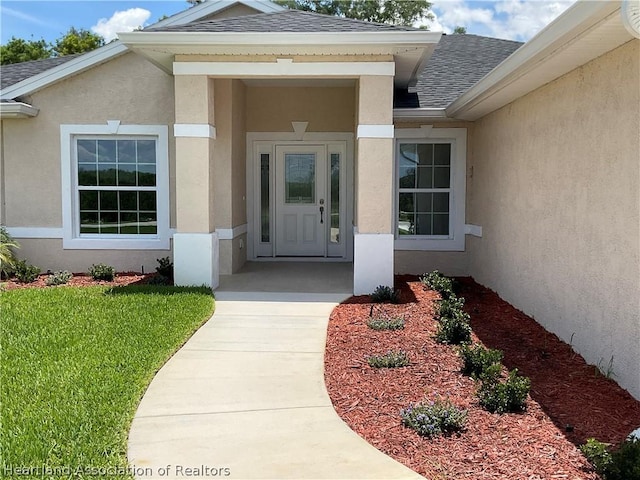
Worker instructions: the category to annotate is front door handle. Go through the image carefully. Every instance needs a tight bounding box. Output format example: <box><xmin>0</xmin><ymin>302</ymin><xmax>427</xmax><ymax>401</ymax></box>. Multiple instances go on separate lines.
<box><xmin>319</xmin><ymin>205</ymin><xmax>324</xmax><ymax>224</ymax></box>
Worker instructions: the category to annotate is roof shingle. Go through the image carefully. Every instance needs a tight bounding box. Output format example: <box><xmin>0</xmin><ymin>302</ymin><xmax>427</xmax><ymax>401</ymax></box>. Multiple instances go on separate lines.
<box><xmin>395</xmin><ymin>34</ymin><xmax>523</xmax><ymax>109</ymax></box>
<box><xmin>147</xmin><ymin>9</ymin><xmax>418</xmax><ymax>33</ymax></box>
<box><xmin>1</xmin><ymin>54</ymin><xmax>81</xmax><ymax>90</ymax></box>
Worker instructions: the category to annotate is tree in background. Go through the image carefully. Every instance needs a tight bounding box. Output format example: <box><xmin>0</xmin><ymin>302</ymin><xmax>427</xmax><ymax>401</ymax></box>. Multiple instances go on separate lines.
<box><xmin>1</xmin><ymin>27</ymin><xmax>104</xmax><ymax>65</ymax></box>
<box><xmin>0</xmin><ymin>37</ymin><xmax>51</xmax><ymax>65</ymax></box>
<box><xmin>453</xmin><ymin>26</ymin><xmax>467</xmax><ymax>34</ymax></box>
<box><xmin>274</xmin><ymin>0</ymin><xmax>433</xmax><ymax>26</ymax></box>
<box><xmin>52</xmin><ymin>28</ymin><xmax>104</xmax><ymax>56</ymax></box>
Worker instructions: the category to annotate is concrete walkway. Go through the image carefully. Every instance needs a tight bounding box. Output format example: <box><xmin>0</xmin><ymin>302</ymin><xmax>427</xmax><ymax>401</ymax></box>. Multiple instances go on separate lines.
<box><xmin>128</xmin><ymin>291</ymin><xmax>423</xmax><ymax>480</ymax></box>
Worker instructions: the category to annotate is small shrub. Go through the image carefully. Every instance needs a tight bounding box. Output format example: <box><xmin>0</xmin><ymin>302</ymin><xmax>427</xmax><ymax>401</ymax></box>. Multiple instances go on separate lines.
<box><xmin>370</xmin><ymin>285</ymin><xmax>400</xmax><ymax>304</ymax></box>
<box><xmin>88</xmin><ymin>263</ymin><xmax>115</xmax><ymax>281</ymax></box>
<box><xmin>0</xmin><ymin>226</ymin><xmax>19</xmax><ymax>278</ymax></box>
<box><xmin>367</xmin><ymin>317</ymin><xmax>405</xmax><ymax>331</ymax></box>
<box><xmin>420</xmin><ymin>270</ymin><xmax>454</xmax><ymax>298</ymax></box>
<box><xmin>580</xmin><ymin>438</ymin><xmax>613</xmax><ymax>477</ymax></box>
<box><xmin>607</xmin><ymin>437</ymin><xmax>640</xmax><ymax>480</ymax></box>
<box><xmin>459</xmin><ymin>343</ymin><xmax>504</xmax><ymax>379</ymax></box>
<box><xmin>367</xmin><ymin>350</ymin><xmax>410</xmax><ymax>368</ymax></box>
<box><xmin>46</xmin><ymin>270</ymin><xmax>72</xmax><ymax>286</ymax></box>
<box><xmin>146</xmin><ymin>274</ymin><xmax>171</xmax><ymax>286</ymax></box>
<box><xmin>14</xmin><ymin>260</ymin><xmax>41</xmax><ymax>283</ymax></box>
<box><xmin>401</xmin><ymin>398</ymin><xmax>468</xmax><ymax>438</ymax></box>
<box><xmin>435</xmin><ymin>310</ymin><xmax>472</xmax><ymax>345</ymax></box>
<box><xmin>437</xmin><ymin>295</ymin><xmax>465</xmax><ymax>318</ymax></box>
<box><xmin>156</xmin><ymin>256</ymin><xmax>173</xmax><ymax>281</ymax></box>
<box><xmin>477</xmin><ymin>368</ymin><xmax>531</xmax><ymax>414</ymax></box>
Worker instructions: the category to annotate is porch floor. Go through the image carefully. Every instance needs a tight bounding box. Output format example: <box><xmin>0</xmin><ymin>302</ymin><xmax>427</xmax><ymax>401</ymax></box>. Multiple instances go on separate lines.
<box><xmin>217</xmin><ymin>261</ymin><xmax>353</xmax><ymax>294</ymax></box>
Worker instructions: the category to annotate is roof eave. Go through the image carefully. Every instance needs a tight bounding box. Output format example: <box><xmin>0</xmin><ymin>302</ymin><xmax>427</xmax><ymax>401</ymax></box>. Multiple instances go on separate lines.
<box><xmin>0</xmin><ymin>102</ymin><xmax>39</xmax><ymax>118</ymax></box>
<box><xmin>393</xmin><ymin>108</ymin><xmax>449</xmax><ymax>120</ymax></box>
<box><xmin>446</xmin><ymin>0</ymin><xmax>632</xmax><ymax>121</ymax></box>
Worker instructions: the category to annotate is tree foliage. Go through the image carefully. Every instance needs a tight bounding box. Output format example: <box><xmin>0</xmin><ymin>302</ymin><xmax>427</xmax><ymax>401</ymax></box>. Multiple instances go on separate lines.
<box><xmin>0</xmin><ymin>37</ymin><xmax>51</xmax><ymax>65</ymax></box>
<box><xmin>53</xmin><ymin>28</ymin><xmax>104</xmax><ymax>57</ymax></box>
<box><xmin>274</xmin><ymin>0</ymin><xmax>433</xmax><ymax>26</ymax></box>
<box><xmin>1</xmin><ymin>27</ymin><xmax>104</xmax><ymax>65</ymax></box>
<box><xmin>453</xmin><ymin>26</ymin><xmax>467</xmax><ymax>34</ymax></box>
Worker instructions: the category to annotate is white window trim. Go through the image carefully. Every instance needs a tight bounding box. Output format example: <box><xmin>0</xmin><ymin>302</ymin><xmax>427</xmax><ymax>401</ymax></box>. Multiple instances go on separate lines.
<box><xmin>60</xmin><ymin>123</ymin><xmax>170</xmax><ymax>250</ymax></box>
<box><xmin>394</xmin><ymin>127</ymin><xmax>466</xmax><ymax>252</ymax></box>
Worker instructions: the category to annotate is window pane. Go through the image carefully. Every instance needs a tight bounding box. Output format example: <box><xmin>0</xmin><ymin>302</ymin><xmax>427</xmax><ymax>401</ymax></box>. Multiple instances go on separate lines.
<box><xmin>330</xmin><ymin>153</ymin><xmax>340</xmax><ymax>244</ymax></box>
<box><xmin>417</xmin><ymin>144</ymin><xmax>433</xmax><ymax>166</ymax></box>
<box><xmin>399</xmin><ymin>144</ymin><xmax>417</xmax><ymax>188</ymax></box>
<box><xmin>285</xmin><ymin>153</ymin><xmax>315</xmax><ymax>204</ymax></box>
<box><xmin>99</xmin><ymin>191</ymin><xmax>118</xmax><ymax>211</ymax></box>
<box><xmin>434</xmin><ymin>167</ymin><xmax>450</xmax><ymax>188</ymax></box>
<box><xmin>79</xmin><ymin>190</ymin><xmax>98</xmax><ymax>210</ymax></box>
<box><xmin>137</xmin><ymin>164</ymin><xmax>156</xmax><ymax>187</ymax></box>
<box><xmin>433</xmin><ymin>193</ymin><xmax>449</xmax><ymax>213</ymax></box>
<box><xmin>98</xmin><ymin>164</ymin><xmax>117</xmax><ymax>186</ymax></box>
<box><xmin>77</xmin><ymin>140</ymin><xmax>96</xmax><ymax>163</ymax></box>
<box><xmin>117</xmin><ymin>140</ymin><xmax>136</xmax><ymax>164</ymax></box>
<box><xmin>139</xmin><ymin>191</ymin><xmax>156</xmax><ymax>211</ymax></box>
<box><xmin>120</xmin><ymin>212</ymin><xmax>138</xmax><ymax>234</ymax></box>
<box><xmin>139</xmin><ymin>212</ymin><xmax>157</xmax><ymax>234</ymax></box>
<box><xmin>100</xmin><ymin>211</ymin><xmax>119</xmax><ymax>234</ymax></box>
<box><xmin>415</xmin><ymin>193</ymin><xmax>433</xmax><ymax>213</ymax></box>
<box><xmin>433</xmin><ymin>214</ymin><xmax>449</xmax><ymax>235</ymax></box>
<box><xmin>80</xmin><ymin>212</ymin><xmax>99</xmax><ymax>234</ymax></box>
<box><xmin>415</xmin><ymin>213</ymin><xmax>433</xmax><ymax>235</ymax></box>
<box><xmin>117</xmin><ymin>164</ymin><xmax>137</xmax><ymax>186</ymax></box>
<box><xmin>119</xmin><ymin>191</ymin><xmax>137</xmax><ymax>210</ymax></box>
<box><xmin>416</xmin><ymin>166</ymin><xmax>433</xmax><ymax>188</ymax></box>
<box><xmin>97</xmin><ymin>140</ymin><xmax>116</xmax><ymax>163</ymax></box>
<box><xmin>78</xmin><ymin>163</ymin><xmax>97</xmax><ymax>186</ymax></box>
<box><xmin>260</xmin><ymin>153</ymin><xmax>270</xmax><ymax>243</ymax></box>
<box><xmin>136</xmin><ymin>140</ymin><xmax>156</xmax><ymax>164</ymax></box>
<box><xmin>434</xmin><ymin>144</ymin><xmax>451</xmax><ymax>166</ymax></box>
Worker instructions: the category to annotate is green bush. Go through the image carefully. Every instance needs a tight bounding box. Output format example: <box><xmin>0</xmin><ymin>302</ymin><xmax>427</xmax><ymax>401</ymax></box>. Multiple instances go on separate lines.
<box><xmin>477</xmin><ymin>368</ymin><xmax>530</xmax><ymax>414</ymax></box>
<box><xmin>367</xmin><ymin>317</ymin><xmax>405</xmax><ymax>331</ymax></box>
<box><xmin>0</xmin><ymin>226</ymin><xmax>19</xmax><ymax>279</ymax></box>
<box><xmin>459</xmin><ymin>343</ymin><xmax>504</xmax><ymax>379</ymax></box>
<box><xmin>146</xmin><ymin>274</ymin><xmax>171</xmax><ymax>286</ymax></box>
<box><xmin>401</xmin><ymin>398</ymin><xmax>468</xmax><ymax>438</ymax></box>
<box><xmin>367</xmin><ymin>350</ymin><xmax>410</xmax><ymax>368</ymax></box>
<box><xmin>370</xmin><ymin>285</ymin><xmax>400</xmax><ymax>304</ymax></box>
<box><xmin>420</xmin><ymin>270</ymin><xmax>454</xmax><ymax>298</ymax></box>
<box><xmin>14</xmin><ymin>260</ymin><xmax>41</xmax><ymax>283</ymax></box>
<box><xmin>88</xmin><ymin>263</ymin><xmax>115</xmax><ymax>281</ymax></box>
<box><xmin>435</xmin><ymin>310</ymin><xmax>472</xmax><ymax>345</ymax></box>
<box><xmin>580</xmin><ymin>438</ymin><xmax>613</xmax><ymax>477</ymax></box>
<box><xmin>437</xmin><ymin>295</ymin><xmax>465</xmax><ymax>318</ymax></box>
<box><xmin>46</xmin><ymin>270</ymin><xmax>72</xmax><ymax>286</ymax></box>
<box><xmin>607</xmin><ymin>438</ymin><xmax>640</xmax><ymax>480</ymax></box>
<box><xmin>156</xmin><ymin>256</ymin><xmax>173</xmax><ymax>281</ymax></box>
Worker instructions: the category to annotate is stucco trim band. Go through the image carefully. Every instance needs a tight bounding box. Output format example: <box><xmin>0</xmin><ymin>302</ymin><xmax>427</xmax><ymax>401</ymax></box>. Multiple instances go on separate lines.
<box><xmin>357</xmin><ymin>125</ymin><xmax>394</xmax><ymax>139</ymax></box>
<box><xmin>6</xmin><ymin>227</ymin><xmax>63</xmax><ymax>239</ymax></box>
<box><xmin>216</xmin><ymin>224</ymin><xmax>248</xmax><ymax>240</ymax></box>
<box><xmin>174</xmin><ymin>123</ymin><xmax>217</xmax><ymax>139</ymax></box>
<box><xmin>464</xmin><ymin>224</ymin><xmax>483</xmax><ymax>237</ymax></box>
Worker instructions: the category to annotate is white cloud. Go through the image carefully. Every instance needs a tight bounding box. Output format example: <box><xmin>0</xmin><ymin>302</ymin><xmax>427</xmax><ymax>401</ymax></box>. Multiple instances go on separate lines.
<box><xmin>91</xmin><ymin>8</ymin><xmax>151</xmax><ymax>42</ymax></box>
<box><xmin>428</xmin><ymin>0</ymin><xmax>576</xmax><ymax>41</ymax></box>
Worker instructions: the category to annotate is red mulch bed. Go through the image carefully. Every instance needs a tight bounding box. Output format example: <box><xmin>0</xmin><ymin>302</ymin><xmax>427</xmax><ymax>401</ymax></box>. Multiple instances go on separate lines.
<box><xmin>1</xmin><ymin>272</ymin><xmax>154</xmax><ymax>290</ymax></box>
<box><xmin>324</xmin><ymin>276</ymin><xmax>640</xmax><ymax>480</ymax></box>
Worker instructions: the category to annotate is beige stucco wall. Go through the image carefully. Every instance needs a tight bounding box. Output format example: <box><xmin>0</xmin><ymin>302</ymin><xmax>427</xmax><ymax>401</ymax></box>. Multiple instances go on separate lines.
<box><xmin>1</xmin><ymin>52</ymin><xmax>175</xmax><ymax>272</ymax></box>
<box><xmin>469</xmin><ymin>40</ymin><xmax>640</xmax><ymax>399</ymax></box>
<box><xmin>245</xmin><ymin>86</ymin><xmax>355</xmax><ymax>132</ymax></box>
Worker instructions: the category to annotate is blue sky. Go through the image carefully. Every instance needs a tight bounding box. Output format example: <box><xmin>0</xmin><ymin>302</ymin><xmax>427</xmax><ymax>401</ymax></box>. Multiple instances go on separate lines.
<box><xmin>1</xmin><ymin>0</ymin><xmax>577</xmax><ymax>45</ymax></box>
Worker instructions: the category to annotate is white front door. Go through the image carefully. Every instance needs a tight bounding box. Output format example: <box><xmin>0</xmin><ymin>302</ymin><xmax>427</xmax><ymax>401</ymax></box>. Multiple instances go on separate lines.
<box><xmin>275</xmin><ymin>145</ymin><xmax>327</xmax><ymax>256</ymax></box>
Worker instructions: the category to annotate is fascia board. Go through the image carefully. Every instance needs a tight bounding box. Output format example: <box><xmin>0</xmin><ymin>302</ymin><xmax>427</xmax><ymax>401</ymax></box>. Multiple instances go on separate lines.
<box><xmin>393</xmin><ymin>108</ymin><xmax>448</xmax><ymax>120</ymax></box>
<box><xmin>117</xmin><ymin>31</ymin><xmax>442</xmax><ymax>48</ymax></box>
<box><xmin>446</xmin><ymin>0</ymin><xmax>622</xmax><ymax>120</ymax></box>
<box><xmin>0</xmin><ymin>102</ymin><xmax>39</xmax><ymax>118</ymax></box>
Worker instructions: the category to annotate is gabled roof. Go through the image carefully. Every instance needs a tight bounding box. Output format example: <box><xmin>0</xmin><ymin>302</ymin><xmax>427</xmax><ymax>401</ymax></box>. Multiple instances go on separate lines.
<box><xmin>394</xmin><ymin>34</ymin><xmax>522</xmax><ymax>109</ymax></box>
<box><xmin>0</xmin><ymin>0</ymin><xmax>283</xmax><ymax>100</ymax></box>
<box><xmin>0</xmin><ymin>54</ymin><xmax>81</xmax><ymax>90</ymax></box>
<box><xmin>148</xmin><ymin>9</ymin><xmax>417</xmax><ymax>33</ymax></box>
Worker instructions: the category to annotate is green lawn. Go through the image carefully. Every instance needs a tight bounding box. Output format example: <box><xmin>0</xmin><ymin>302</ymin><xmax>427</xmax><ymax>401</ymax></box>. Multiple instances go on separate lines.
<box><xmin>1</xmin><ymin>285</ymin><xmax>214</xmax><ymax>479</ymax></box>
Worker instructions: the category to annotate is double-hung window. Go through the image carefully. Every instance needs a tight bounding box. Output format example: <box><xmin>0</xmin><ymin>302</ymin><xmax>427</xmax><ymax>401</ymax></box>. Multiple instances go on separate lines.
<box><xmin>61</xmin><ymin>124</ymin><xmax>169</xmax><ymax>249</ymax></box>
<box><xmin>395</xmin><ymin>128</ymin><xmax>467</xmax><ymax>251</ymax></box>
